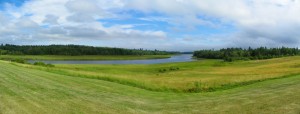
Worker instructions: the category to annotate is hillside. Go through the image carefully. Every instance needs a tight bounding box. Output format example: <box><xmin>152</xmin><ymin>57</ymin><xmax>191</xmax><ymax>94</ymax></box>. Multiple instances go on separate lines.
<box><xmin>16</xmin><ymin>56</ymin><xmax>300</xmax><ymax>92</ymax></box>
<box><xmin>1</xmin><ymin>60</ymin><xmax>300</xmax><ymax>113</ymax></box>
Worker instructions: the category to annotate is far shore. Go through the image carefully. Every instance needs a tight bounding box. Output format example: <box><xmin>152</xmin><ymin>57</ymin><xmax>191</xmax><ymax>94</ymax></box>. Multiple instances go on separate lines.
<box><xmin>0</xmin><ymin>55</ymin><xmax>172</xmax><ymax>60</ymax></box>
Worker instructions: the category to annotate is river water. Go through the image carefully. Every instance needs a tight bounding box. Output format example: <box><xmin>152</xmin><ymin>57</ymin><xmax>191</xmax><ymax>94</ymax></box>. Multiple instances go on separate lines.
<box><xmin>28</xmin><ymin>54</ymin><xmax>195</xmax><ymax>64</ymax></box>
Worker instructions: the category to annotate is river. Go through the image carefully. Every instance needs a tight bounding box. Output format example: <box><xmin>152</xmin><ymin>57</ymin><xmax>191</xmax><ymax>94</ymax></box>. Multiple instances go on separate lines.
<box><xmin>28</xmin><ymin>54</ymin><xmax>195</xmax><ymax>64</ymax></box>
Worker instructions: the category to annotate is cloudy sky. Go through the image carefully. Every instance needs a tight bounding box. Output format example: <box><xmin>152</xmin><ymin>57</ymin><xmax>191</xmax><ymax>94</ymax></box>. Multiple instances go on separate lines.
<box><xmin>0</xmin><ymin>0</ymin><xmax>300</xmax><ymax>51</ymax></box>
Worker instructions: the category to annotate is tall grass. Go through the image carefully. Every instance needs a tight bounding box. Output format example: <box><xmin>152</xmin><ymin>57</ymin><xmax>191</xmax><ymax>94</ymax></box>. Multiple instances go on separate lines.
<box><xmin>1</xmin><ymin>60</ymin><xmax>300</xmax><ymax>113</ymax></box>
<box><xmin>13</xmin><ymin>56</ymin><xmax>300</xmax><ymax>92</ymax></box>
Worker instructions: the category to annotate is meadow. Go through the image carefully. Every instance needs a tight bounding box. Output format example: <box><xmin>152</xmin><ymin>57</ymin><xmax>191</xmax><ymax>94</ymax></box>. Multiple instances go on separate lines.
<box><xmin>0</xmin><ymin>55</ymin><xmax>171</xmax><ymax>60</ymax></box>
<box><xmin>0</xmin><ymin>59</ymin><xmax>300</xmax><ymax>113</ymax></box>
<box><xmin>16</xmin><ymin>56</ymin><xmax>300</xmax><ymax>92</ymax></box>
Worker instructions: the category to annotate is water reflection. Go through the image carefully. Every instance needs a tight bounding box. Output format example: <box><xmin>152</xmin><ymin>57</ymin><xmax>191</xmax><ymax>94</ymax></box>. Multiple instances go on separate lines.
<box><xmin>28</xmin><ymin>54</ymin><xmax>195</xmax><ymax>64</ymax></box>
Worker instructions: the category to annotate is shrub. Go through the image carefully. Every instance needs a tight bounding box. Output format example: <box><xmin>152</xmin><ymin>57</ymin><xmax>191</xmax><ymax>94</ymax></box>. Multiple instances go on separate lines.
<box><xmin>34</xmin><ymin>61</ymin><xmax>46</xmax><ymax>66</ymax></box>
<box><xmin>33</xmin><ymin>62</ymin><xmax>55</xmax><ymax>67</ymax></box>
<box><xmin>11</xmin><ymin>58</ymin><xmax>27</xmax><ymax>64</ymax></box>
<box><xmin>158</xmin><ymin>69</ymin><xmax>167</xmax><ymax>73</ymax></box>
<box><xmin>46</xmin><ymin>64</ymin><xmax>55</xmax><ymax>67</ymax></box>
<box><xmin>158</xmin><ymin>67</ymin><xmax>180</xmax><ymax>73</ymax></box>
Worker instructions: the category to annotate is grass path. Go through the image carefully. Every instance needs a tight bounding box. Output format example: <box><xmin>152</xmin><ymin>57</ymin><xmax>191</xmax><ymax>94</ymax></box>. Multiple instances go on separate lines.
<box><xmin>1</xmin><ymin>60</ymin><xmax>300</xmax><ymax>113</ymax></box>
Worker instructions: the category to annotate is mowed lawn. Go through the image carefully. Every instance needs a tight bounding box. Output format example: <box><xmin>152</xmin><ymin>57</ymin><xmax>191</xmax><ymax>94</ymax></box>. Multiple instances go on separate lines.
<box><xmin>19</xmin><ymin>56</ymin><xmax>300</xmax><ymax>92</ymax></box>
<box><xmin>0</xmin><ymin>60</ymin><xmax>300</xmax><ymax>113</ymax></box>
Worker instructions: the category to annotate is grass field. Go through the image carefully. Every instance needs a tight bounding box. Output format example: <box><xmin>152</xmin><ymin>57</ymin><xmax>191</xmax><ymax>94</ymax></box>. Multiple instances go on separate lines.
<box><xmin>0</xmin><ymin>60</ymin><xmax>300</xmax><ymax>113</ymax></box>
<box><xmin>0</xmin><ymin>55</ymin><xmax>171</xmax><ymax>60</ymax></box>
<box><xmin>16</xmin><ymin>56</ymin><xmax>300</xmax><ymax>92</ymax></box>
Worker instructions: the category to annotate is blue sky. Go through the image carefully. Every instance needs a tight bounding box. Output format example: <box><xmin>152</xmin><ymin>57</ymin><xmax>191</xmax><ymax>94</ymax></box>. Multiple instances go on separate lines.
<box><xmin>0</xmin><ymin>0</ymin><xmax>27</xmax><ymax>7</ymax></box>
<box><xmin>0</xmin><ymin>0</ymin><xmax>300</xmax><ymax>51</ymax></box>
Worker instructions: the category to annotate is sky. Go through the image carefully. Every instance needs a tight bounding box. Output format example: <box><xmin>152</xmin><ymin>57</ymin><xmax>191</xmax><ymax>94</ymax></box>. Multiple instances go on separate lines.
<box><xmin>0</xmin><ymin>0</ymin><xmax>300</xmax><ymax>51</ymax></box>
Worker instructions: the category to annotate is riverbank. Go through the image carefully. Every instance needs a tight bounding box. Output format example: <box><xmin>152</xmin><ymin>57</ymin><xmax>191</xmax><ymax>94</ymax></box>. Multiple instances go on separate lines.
<box><xmin>13</xmin><ymin>55</ymin><xmax>300</xmax><ymax>92</ymax></box>
<box><xmin>27</xmin><ymin>54</ymin><xmax>194</xmax><ymax>64</ymax></box>
<box><xmin>0</xmin><ymin>55</ymin><xmax>171</xmax><ymax>60</ymax></box>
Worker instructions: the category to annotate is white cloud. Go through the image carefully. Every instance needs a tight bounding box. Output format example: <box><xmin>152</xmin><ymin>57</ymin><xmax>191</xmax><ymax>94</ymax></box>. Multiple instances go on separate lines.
<box><xmin>42</xmin><ymin>15</ymin><xmax>59</xmax><ymax>25</ymax></box>
<box><xmin>1</xmin><ymin>0</ymin><xmax>300</xmax><ymax>51</ymax></box>
<box><xmin>124</xmin><ymin>0</ymin><xmax>300</xmax><ymax>48</ymax></box>
<box><xmin>0</xmin><ymin>0</ymin><xmax>167</xmax><ymax>49</ymax></box>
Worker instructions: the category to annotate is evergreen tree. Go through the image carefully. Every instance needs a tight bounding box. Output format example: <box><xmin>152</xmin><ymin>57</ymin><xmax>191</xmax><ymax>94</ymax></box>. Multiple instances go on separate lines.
<box><xmin>194</xmin><ymin>47</ymin><xmax>300</xmax><ymax>61</ymax></box>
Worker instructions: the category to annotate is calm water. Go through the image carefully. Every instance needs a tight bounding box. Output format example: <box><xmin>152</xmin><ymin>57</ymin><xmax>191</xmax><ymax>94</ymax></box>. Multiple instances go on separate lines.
<box><xmin>28</xmin><ymin>54</ymin><xmax>195</xmax><ymax>64</ymax></box>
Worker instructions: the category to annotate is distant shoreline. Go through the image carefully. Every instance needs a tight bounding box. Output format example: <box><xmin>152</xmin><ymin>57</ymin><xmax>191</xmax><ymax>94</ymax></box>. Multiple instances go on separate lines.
<box><xmin>0</xmin><ymin>55</ymin><xmax>172</xmax><ymax>60</ymax></box>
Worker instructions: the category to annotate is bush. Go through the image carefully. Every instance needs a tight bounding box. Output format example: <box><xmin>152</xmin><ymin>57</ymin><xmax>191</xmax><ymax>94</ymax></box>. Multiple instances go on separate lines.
<box><xmin>34</xmin><ymin>61</ymin><xmax>46</xmax><ymax>66</ymax></box>
<box><xmin>158</xmin><ymin>69</ymin><xmax>167</xmax><ymax>73</ymax></box>
<box><xmin>169</xmin><ymin>67</ymin><xmax>180</xmax><ymax>71</ymax></box>
<box><xmin>46</xmin><ymin>64</ymin><xmax>55</xmax><ymax>67</ymax></box>
<box><xmin>33</xmin><ymin>62</ymin><xmax>55</xmax><ymax>67</ymax></box>
<box><xmin>158</xmin><ymin>67</ymin><xmax>180</xmax><ymax>73</ymax></box>
<box><xmin>11</xmin><ymin>58</ymin><xmax>27</xmax><ymax>64</ymax></box>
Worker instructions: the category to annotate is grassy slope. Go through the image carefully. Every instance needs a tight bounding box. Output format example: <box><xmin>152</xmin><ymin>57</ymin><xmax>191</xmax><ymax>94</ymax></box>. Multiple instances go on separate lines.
<box><xmin>18</xmin><ymin>56</ymin><xmax>300</xmax><ymax>92</ymax></box>
<box><xmin>0</xmin><ymin>60</ymin><xmax>300</xmax><ymax>113</ymax></box>
<box><xmin>0</xmin><ymin>55</ymin><xmax>171</xmax><ymax>60</ymax></box>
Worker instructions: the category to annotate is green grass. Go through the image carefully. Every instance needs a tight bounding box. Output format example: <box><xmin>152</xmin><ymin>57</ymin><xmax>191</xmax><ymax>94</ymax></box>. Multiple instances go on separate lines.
<box><xmin>0</xmin><ymin>55</ymin><xmax>171</xmax><ymax>60</ymax></box>
<box><xmin>0</xmin><ymin>60</ymin><xmax>300</xmax><ymax>113</ymax></box>
<box><xmin>17</xmin><ymin>56</ymin><xmax>300</xmax><ymax>92</ymax></box>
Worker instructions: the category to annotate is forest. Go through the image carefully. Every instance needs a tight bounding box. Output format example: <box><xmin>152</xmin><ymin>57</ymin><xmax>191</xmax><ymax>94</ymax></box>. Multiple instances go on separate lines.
<box><xmin>194</xmin><ymin>47</ymin><xmax>300</xmax><ymax>61</ymax></box>
<box><xmin>0</xmin><ymin>44</ymin><xmax>177</xmax><ymax>55</ymax></box>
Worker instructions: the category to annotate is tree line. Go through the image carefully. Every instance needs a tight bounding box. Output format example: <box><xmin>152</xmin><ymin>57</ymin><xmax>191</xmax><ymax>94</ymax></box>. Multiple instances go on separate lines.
<box><xmin>0</xmin><ymin>44</ymin><xmax>178</xmax><ymax>55</ymax></box>
<box><xmin>193</xmin><ymin>47</ymin><xmax>300</xmax><ymax>61</ymax></box>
